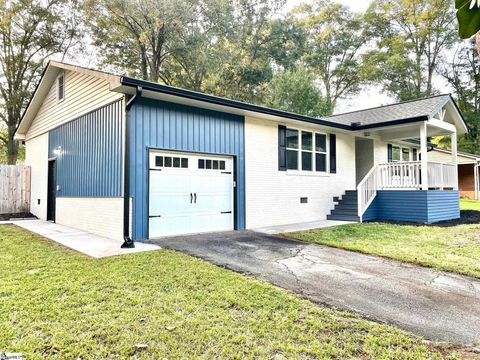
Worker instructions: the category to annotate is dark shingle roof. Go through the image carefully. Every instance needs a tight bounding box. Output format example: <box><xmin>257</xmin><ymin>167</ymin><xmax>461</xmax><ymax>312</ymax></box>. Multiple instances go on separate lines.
<box><xmin>327</xmin><ymin>95</ymin><xmax>451</xmax><ymax>127</ymax></box>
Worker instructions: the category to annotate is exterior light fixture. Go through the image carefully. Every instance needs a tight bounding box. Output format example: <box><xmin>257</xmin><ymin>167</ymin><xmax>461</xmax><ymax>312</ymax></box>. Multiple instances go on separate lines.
<box><xmin>363</xmin><ymin>131</ymin><xmax>371</xmax><ymax>137</ymax></box>
<box><xmin>53</xmin><ymin>146</ymin><xmax>62</xmax><ymax>155</ymax></box>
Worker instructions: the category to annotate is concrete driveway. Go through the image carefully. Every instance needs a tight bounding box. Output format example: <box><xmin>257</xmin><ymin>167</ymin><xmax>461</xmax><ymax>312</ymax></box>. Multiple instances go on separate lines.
<box><xmin>149</xmin><ymin>231</ymin><xmax>480</xmax><ymax>345</ymax></box>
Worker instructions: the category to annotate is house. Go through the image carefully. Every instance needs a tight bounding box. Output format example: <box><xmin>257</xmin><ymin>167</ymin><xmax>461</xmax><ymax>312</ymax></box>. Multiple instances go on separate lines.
<box><xmin>429</xmin><ymin>148</ymin><xmax>480</xmax><ymax>200</ymax></box>
<box><xmin>14</xmin><ymin>61</ymin><xmax>468</xmax><ymax>246</ymax></box>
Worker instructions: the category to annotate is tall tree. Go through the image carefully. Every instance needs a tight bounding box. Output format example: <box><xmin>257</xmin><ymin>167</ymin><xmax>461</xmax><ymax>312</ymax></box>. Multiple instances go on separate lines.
<box><xmin>363</xmin><ymin>0</ymin><xmax>458</xmax><ymax>101</ymax></box>
<box><xmin>291</xmin><ymin>0</ymin><xmax>366</xmax><ymax>112</ymax></box>
<box><xmin>265</xmin><ymin>66</ymin><xmax>331</xmax><ymax>117</ymax></box>
<box><xmin>84</xmin><ymin>0</ymin><xmax>198</xmax><ymax>83</ymax></box>
<box><xmin>441</xmin><ymin>39</ymin><xmax>480</xmax><ymax>154</ymax></box>
<box><xmin>0</xmin><ymin>0</ymin><xmax>79</xmax><ymax>164</ymax></box>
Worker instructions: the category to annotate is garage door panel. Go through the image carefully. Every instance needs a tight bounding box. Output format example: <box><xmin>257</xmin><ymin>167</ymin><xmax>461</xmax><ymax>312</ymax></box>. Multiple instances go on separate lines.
<box><xmin>148</xmin><ymin>150</ymin><xmax>234</xmax><ymax>238</ymax></box>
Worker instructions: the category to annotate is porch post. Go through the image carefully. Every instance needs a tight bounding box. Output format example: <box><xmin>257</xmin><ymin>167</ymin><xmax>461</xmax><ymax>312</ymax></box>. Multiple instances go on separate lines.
<box><xmin>451</xmin><ymin>130</ymin><xmax>458</xmax><ymax>190</ymax></box>
<box><xmin>420</xmin><ymin>122</ymin><xmax>428</xmax><ymax>190</ymax></box>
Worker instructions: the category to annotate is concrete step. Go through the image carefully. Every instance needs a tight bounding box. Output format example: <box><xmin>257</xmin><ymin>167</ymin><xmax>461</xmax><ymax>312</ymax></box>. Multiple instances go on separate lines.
<box><xmin>334</xmin><ymin>204</ymin><xmax>358</xmax><ymax>211</ymax></box>
<box><xmin>330</xmin><ymin>209</ymin><xmax>358</xmax><ymax>217</ymax></box>
<box><xmin>327</xmin><ymin>214</ymin><xmax>360</xmax><ymax>221</ymax></box>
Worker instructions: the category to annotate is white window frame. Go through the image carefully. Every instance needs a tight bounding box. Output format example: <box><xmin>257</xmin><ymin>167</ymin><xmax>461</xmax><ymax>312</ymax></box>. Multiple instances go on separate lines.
<box><xmin>391</xmin><ymin>144</ymin><xmax>413</xmax><ymax>162</ymax></box>
<box><xmin>57</xmin><ymin>73</ymin><xmax>65</xmax><ymax>102</ymax></box>
<box><xmin>286</xmin><ymin>126</ymin><xmax>329</xmax><ymax>175</ymax></box>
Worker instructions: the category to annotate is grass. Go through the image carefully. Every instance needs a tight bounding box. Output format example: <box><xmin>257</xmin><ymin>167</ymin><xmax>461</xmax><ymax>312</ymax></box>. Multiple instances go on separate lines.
<box><xmin>288</xmin><ymin>208</ymin><xmax>480</xmax><ymax>279</ymax></box>
<box><xmin>0</xmin><ymin>225</ymin><xmax>471</xmax><ymax>359</ymax></box>
<box><xmin>461</xmin><ymin>198</ymin><xmax>480</xmax><ymax>211</ymax></box>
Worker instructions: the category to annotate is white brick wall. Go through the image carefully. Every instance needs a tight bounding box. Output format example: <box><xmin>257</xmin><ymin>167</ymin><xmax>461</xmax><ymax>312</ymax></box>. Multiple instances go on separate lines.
<box><xmin>25</xmin><ymin>133</ymin><xmax>49</xmax><ymax>220</ymax></box>
<box><xmin>56</xmin><ymin>197</ymin><xmax>123</xmax><ymax>241</ymax></box>
<box><xmin>244</xmin><ymin>117</ymin><xmax>356</xmax><ymax>229</ymax></box>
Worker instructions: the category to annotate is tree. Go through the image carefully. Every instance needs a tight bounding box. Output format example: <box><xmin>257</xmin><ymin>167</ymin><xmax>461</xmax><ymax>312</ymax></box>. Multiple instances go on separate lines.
<box><xmin>84</xmin><ymin>0</ymin><xmax>199</xmax><ymax>83</ymax></box>
<box><xmin>291</xmin><ymin>0</ymin><xmax>366</xmax><ymax>111</ymax></box>
<box><xmin>0</xmin><ymin>0</ymin><xmax>79</xmax><ymax>164</ymax></box>
<box><xmin>265</xmin><ymin>66</ymin><xmax>331</xmax><ymax>117</ymax></box>
<box><xmin>363</xmin><ymin>0</ymin><xmax>457</xmax><ymax>101</ymax></box>
<box><xmin>440</xmin><ymin>39</ymin><xmax>480</xmax><ymax>154</ymax></box>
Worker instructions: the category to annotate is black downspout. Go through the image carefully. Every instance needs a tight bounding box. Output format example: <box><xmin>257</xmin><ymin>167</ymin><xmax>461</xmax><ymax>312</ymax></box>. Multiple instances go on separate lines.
<box><xmin>121</xmin><ymin>86</ymin><xmax>142</xmax><ymax>248</ymax></box>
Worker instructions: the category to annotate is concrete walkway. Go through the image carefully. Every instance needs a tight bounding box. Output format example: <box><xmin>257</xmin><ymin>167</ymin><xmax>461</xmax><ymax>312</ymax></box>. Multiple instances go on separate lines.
<box><xmin>149</xmin><ymin>231</ymin><xmax>480</xmax><ymax>345</ymax></box>
<box><xmin>10</xmin><ymin>220</ymin><xmax>160</xmax><ymax>258</ymax></box>
<box><xmin>253</xmin><ymin>219</ymin><xmax>354</xmax><ymax>234</ymax></box>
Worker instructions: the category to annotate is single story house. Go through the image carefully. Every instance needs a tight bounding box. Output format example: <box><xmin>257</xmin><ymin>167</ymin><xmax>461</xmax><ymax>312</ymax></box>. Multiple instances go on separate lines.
<box><xmin>430</xmin><ymin>148</ymin><xmax>480</xmax><ymax>200</ymax></box>
<box><xmin>15</xmin><ymin>62</ymin><xmax>468</xmax><ymax>247</ymax></box>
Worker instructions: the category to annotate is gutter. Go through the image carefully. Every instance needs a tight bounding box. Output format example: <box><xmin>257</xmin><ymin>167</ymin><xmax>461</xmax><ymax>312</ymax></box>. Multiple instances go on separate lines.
<box><xmin>121</xmin><ymin>86</ymin><xmax>142</xmax><ymax>249</ymax></box>
<box><xmin>120</xmin><ymin>76</ymin><xmax>353</xmax><ymax>131</ymax></box>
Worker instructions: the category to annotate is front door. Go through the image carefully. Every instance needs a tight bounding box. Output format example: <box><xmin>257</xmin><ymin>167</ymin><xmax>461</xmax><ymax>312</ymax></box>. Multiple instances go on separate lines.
<box><xmin>148</xmin><ymin>150</ymin><xmax>234</xmax><ymax>238</ymax></box>
<box><xmin>47</xmin><ymin>159</ymin><xmax>57</xmax><ymax>222</ymax></box>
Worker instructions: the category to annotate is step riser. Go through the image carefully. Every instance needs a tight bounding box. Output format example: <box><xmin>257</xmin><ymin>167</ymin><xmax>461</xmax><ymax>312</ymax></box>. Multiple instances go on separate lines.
<box><xmin>329</xmin><ymin>190</ymin><xmax>359</xmax><ymax>222</ymax></box>
<box><xmin>327</xmin><ymin>215</ymin><xmax>360</xmax><ymax>221</ymax></box>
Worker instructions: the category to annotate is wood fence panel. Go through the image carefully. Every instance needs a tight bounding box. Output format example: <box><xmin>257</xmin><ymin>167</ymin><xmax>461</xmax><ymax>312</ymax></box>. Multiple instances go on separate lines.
<box><xmin>0</xmin><ymin>165</ymin><xmax>31</xmax><ymax>214</ymax></box>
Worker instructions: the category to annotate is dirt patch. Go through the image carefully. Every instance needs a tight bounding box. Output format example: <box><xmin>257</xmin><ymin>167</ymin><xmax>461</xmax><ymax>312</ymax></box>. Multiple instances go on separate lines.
<box><xmin>0</xmin><ymin>212</ymin><xmax>36</xmax><ymax>221</ymax></box>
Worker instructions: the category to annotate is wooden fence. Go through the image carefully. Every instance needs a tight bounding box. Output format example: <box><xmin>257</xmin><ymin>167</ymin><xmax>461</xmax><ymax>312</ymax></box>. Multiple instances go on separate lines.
<box><xmin>0</xmin><ymin>165</ymin><xmax>31</xmax><ymax>215</ymax></box>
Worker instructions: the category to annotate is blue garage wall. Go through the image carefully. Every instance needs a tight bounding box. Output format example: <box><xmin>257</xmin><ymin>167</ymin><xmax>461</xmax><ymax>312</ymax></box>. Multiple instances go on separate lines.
<box><xmin>128</xmin><ymin>98</ymin><xmax>245</xmax><ymax>241</ymax></box>
<box><xmin>363</xmin><ymin>190</ymin><xmax>460</xmax><ymax>223</ymax></box>
<box><xmin>48</xmin><ymin>100</ymin><xmax>123</xmax><ymax>197</ymax></box>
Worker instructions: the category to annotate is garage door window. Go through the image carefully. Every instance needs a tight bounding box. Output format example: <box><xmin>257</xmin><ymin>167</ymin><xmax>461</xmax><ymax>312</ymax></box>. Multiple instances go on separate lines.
<box><xmin>155</xmin><ymin>155</ymin><xmax>188</xmax><ymax>168</ymax></box>
<box><xmin>198</xmin><ymin>158</ymin><xmax>226</xmax><ymax>170</ymax></box>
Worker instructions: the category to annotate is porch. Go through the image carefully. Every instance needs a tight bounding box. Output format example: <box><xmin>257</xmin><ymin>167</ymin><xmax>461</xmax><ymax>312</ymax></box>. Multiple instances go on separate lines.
<box><xmin>355</xmin><ymin>108</ymin><xmax>462</xmax><ymax>223</ymax></box>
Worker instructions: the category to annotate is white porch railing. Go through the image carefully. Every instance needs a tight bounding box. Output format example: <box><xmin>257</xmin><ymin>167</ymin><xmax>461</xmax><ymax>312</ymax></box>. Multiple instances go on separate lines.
<box><xmin>357</xmin><ymin>161</ymin><xmax>458</xmax><ymax>221</ymax></box>
<box><xmin>427</xmin><ymin>161</ymin><xmax>457</xmax><ymax>189</ymax></box>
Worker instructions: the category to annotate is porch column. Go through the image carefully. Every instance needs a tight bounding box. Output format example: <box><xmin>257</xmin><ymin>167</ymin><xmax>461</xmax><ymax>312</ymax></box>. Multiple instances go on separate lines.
<box><xmin>451</xmin><ymin>130</ymin><xmax>458</xmax><ymax>190</ymax></box>
<box><xmin>420</xmin><ymin>122</ymin><xmax>428</xmax><ymax>190</ymax></box>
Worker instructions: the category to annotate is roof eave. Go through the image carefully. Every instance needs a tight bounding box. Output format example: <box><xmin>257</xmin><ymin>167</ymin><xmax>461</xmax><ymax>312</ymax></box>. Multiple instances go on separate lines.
<box><xmin>119</xmin><ymin>76</ymin><xmax>353</xmax><ymax>131</ymax></box>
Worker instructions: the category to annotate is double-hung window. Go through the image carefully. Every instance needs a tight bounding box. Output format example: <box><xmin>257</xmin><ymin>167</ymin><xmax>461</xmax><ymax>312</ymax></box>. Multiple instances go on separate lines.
<box><xmin>286</xmin><ymin>128</ymin><xmax>328</xmax><ymax>172</ymax></box>
<box><xmin>390</xmin><ymin>145</ymin><xmax>411</xmax><ymax>162</ymax></box>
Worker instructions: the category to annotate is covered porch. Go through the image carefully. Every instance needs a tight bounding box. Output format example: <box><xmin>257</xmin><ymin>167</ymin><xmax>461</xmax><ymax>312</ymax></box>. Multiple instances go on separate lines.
<box><xmin>355</xmin><ymin>98</ymin><xmax>466</xmax><ymax>223</ymax></box>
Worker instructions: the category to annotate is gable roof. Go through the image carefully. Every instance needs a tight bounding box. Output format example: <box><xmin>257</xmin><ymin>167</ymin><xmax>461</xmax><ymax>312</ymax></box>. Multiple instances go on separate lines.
<box><xmin>15</xmin><ymin>61</ymin><xmax>468</xmax><ymax>139</ymax></box>
<box><xmin>327</xmin><ymin>95</ymin><xmax>461</xmax><ymax>127</ymax></box>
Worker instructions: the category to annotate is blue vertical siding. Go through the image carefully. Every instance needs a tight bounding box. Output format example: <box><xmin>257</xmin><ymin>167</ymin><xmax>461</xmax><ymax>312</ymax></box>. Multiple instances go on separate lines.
<box><xmin>48</xmin><ymin>100</ymin><xmax>123</xmax><ymax>197</ymax></box>
<box><xmin>128</xmin><ymin>98</ymin><xmax>245</xmax><ymax>241</ymax></box>
<box><xmin>363</xmin><ymin>190</ymin><xmax>460</xmax><ymax>223</ymax></box>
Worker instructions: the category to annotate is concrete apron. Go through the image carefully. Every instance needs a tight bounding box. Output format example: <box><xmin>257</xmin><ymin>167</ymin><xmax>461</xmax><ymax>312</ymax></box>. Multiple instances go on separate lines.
<box><xmin>9</xmin><ymin>220</ymin><xmax>160</xmax><ymax>258</ymax></box>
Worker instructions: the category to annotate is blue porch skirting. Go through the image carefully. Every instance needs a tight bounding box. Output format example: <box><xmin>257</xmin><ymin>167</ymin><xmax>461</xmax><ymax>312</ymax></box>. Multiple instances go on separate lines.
<box><xmin>363</xmin><ymin>190</ymin><xmax>460</xmax><ymax>224</ymax></box>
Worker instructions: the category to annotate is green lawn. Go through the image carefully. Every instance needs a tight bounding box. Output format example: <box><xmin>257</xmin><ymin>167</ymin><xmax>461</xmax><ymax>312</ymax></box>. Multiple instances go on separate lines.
<box><xmin>461</xmin><ymin>198</ymin><xmax>480</xmax><ymax>211</ymax></box>
<box><xmin>0</xmin><ymin>225</ymin><xmax>470</xmax><ymax>359</ymax></box>
<box><xmin>288</xmin><ymin>208</ymin><xmax>480</xmax><ymax>279</ymax></box>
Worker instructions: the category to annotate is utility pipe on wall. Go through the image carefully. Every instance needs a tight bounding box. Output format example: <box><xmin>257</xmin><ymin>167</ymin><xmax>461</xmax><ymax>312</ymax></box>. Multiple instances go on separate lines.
<box><xmin>121</xmin><ymin>86</ymin><xmax>143</xmax><ymax>249</ymax></box>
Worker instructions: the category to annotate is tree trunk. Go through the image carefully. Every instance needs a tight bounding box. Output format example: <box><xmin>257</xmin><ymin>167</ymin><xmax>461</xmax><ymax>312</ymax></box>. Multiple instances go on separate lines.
<box><xmin>6</xmin><ymin>132</ymin><xmax>18</xmax><ymax>165</ymax></box>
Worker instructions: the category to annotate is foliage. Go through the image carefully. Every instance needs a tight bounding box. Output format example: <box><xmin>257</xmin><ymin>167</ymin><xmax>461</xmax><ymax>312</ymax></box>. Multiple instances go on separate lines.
<box><xmin>0</xmin><ymin>0</ymin><xmax>79</xmax><ymax>164</ymax></box>
<box><xmin>455</xmin><ymin>0</ymin><xmax>480</xmax><ymax>39</ymax></box>
<box><xmin>288</xmin><ymin>215</ymin><xmax>480</xmax><ymax>279</ymax></box>
<box><xmin>441</xmin><ymin>39</ymin><xmax>480</xmax><ymax>154</ymax></box>
<box><xmin>0</xmin><ymin>224</ymin><xmax>463</xmax><ymax>358</ymax></box>
<box><xmin>291</xmin><ymin>0</ymin><xmax>366</xmax><ymax>110</ymax></box>
<box><xmin>265</xmin><ymin>66</ymin><xmax>332</xmax><ymax>117</ymax></box>
<box><xmin>363</xmin><ymin>0</ymin><xmax>457</xmax><ymax>101</ymax></box>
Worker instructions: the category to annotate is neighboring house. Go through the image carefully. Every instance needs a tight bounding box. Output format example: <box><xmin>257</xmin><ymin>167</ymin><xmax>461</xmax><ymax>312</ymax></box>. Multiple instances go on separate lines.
<box><xmin>14</xmin><ymin>62</ymin><xmax>468</xmax><ymax>246</ymax></box>
<box><xmin>430</xmin><ymin>148</ymin><xmax>480</xmax><ymax>200</ymax></box>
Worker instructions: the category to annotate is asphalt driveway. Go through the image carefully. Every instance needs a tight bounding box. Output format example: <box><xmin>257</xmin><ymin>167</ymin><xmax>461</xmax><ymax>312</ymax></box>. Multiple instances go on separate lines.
<box><xmin>149</xmin><ymin>231</ymin><xmax>480</xmax><ymax>345</ymax></box>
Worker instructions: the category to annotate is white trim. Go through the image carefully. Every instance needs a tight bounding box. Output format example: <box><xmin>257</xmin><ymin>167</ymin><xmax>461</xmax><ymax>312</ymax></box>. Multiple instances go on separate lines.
<box><xmin>285</xmin><ymin>125</ymin><xmax>329</xmax><ymax>174</ymax></box>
